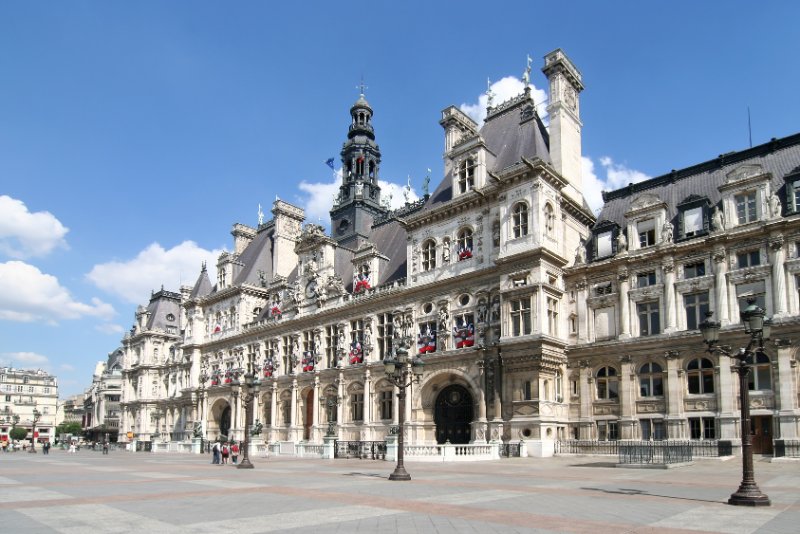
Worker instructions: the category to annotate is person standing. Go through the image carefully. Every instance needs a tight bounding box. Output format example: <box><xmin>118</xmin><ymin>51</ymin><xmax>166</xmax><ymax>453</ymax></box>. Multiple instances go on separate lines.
<box><xmin>43</xmin><ymin>441</ymin><xmax>50</xmax><ymax>455</ymax></box>
<box><xmin>231</xmin><ymin>442</ymin><xmax>239</xmax><ymax>465</ymax></box>
<box><xmin>211</xmin><ymin>441</ymin><xmax>220</xmax><ymax>464</ymax></box>
<box><xmin>102</xmin><ymin>441</ymin><xmax>109</xmax><ymax>455</ymax></box>
<box><xmin>221</xmin><ymin>442</ymin><xmax>229</xmax><ymax>465</ymax></box>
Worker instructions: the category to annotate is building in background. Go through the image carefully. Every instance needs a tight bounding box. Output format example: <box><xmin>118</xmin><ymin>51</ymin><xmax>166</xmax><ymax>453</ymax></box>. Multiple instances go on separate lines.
<box><xmin>0</xmin><ymin>367</ymin><xmax>59</xmax><ymax>444</ymax></box>
<box><xmin>114</xmin><ymin>49</ymin><xmax>800</xmax><ymax>457</ymax></box>
<box><xmin>82</xmin><ymin>349</ymin><xmax>123</xmax><ymax>443</ymax></box>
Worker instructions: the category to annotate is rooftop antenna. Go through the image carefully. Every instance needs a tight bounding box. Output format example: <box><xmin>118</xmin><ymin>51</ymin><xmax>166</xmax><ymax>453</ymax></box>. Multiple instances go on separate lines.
<box><xmin>748</xmin><ymin>106</ymin><xmax>753</xmax><ymax>148</ymax></box>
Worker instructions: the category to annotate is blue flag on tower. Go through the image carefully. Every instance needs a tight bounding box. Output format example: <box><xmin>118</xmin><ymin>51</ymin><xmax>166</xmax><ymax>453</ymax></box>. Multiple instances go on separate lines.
<box><xmin>325</xmin><ymin>158</ymin><xmax>335</xmax><ymax>170</ymax></box>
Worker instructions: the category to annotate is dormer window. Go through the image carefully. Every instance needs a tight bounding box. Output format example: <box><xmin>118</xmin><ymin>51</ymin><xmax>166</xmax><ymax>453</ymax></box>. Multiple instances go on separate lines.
<box><xmin>637</xmin><ymin>219</ymin><xmax>656</xmax><ymax>248</ymax></box>
<box><xmin>735</xmin><ymin>192</ymin><xmax>757</xmax><ymax>224</ymax></box>
<box><xmin>784</xmin><ymin>172</ymin><xmax>800</xmax><ymax>214</ymax></box>
<box><xmin>596</xmin><ymin>231</ymin><xmax>613</xmax><ymax>258</ymax></box>
<box><xmin>458</xmin><ymin>158</ymin><xmax>475</xmax><ymax>193</ymax></box>
<box><xmin>676</xmin><ymin>195</ymin><xmax>710</xmax><ymax>241</ymax></box>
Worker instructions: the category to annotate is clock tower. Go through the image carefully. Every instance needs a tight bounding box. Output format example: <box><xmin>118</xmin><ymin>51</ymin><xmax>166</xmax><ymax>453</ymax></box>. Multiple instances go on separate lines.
<box><xmin>330</xmin><ymin>90</ymin><xmax>389</xmax><ymax>248</ymax></box>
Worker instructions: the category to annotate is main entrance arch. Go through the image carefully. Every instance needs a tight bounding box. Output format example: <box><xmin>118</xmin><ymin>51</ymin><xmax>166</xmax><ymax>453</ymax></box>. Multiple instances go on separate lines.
<box><xmin>434</xmin><ymin>384</ymin><xmax>473</xmax><ymax>444</ymax></box>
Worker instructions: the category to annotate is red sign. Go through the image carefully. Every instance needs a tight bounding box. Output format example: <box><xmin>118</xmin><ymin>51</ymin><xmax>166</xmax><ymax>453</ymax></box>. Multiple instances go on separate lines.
<box><xmin>34</xmin><ymin>431</ymin><xmax>39</xmax><ymax>438</ymax></box>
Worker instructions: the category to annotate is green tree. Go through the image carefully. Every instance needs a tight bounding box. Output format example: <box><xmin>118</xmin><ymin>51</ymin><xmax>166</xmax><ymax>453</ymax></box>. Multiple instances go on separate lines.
<box><xmin>9</xmin><ymin>427</ymin><xmax>28</xmax><ymax>441</ymax></box>
<box><xmin>56</xmin><ymin>421</ymin><xmax>83</xmax><ymax>436</ymax></box>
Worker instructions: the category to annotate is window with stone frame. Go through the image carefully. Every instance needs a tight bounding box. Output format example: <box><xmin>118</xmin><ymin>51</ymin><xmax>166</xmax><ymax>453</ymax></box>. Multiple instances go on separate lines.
<box><xmin>639</xmin><ymin>362</ymin><xmax>664</xmax><ymax>397</ymax></box>
<box><xmin>637</xmin><ymin>301</ymin><xmax>660</xmax><ymax>336</ymax></box>
<box><xmin>597</xmin><ymin>420</ymin><xmax>618</xmax><ymax>441</ymax></box>
<box><xmin>596</xmin><ymin>366</ymin><xmax>619</xmax><ymax>400</ymax></box>
<box><xmin>687</xmin><ymin>357</ymin><xmax>715</xmax><ymax>394</ymax></box>
<box><xmin>421</xmin><ymin>239</ymin><xmax>437</xmax><ymax>271</ymax></box>
<box><xmin>512</xmin><ymin>202</ymin><xmax>529</xmax><ymax>238</ymax></box>
<box><xmin>637</xmin><ymin>271</ymin><xmax>657</xmax><ymax>288</ymax></box>
<box><xmin>510</xmin><ymin>297</ymin><xmax>532</xmax><ymax>336</ymax></box>
<box><xmin>637</xmin><ymin>218</ymin><xmax>657</xmax><ymax>248</ymax></box>
<box><xmin>452</xmin><ymin>312</ymin><xmax>475</xmax><ymax>348</ymax></box>
<box><xmin>684</xmin><ymin>261</ymin><xmax>706</xmax><ymax>279</ymax></box>
<box><xmin>596</xmin><ymin>231</ymin><xmax>613</xmax><ymax>258</ymax></box>
<box><xmin>689</xmin><ymin>417</ymin><xmax>716</xmax><ymax>439</ymax></box>
<box><xmin>325</xmin><ymin>325</ymin><xmax>337</xmax><ymax>368</ymax></box>
<box><xmin>282</xmin><ymin>336</ymin><xmax>292</xmax><ymax>371</ymax></box>
<box><xmin>377</xmin><ymin>312</ymin><xmax>393</xmax><ymax>360</ymax></box>
<box><xmin>736</xmin><ymin>249</ymin><xmax>761</xmax><ymax>269</ymax></box>
<box><xmin>379</xmin><ymin>389</ymin><xmax>393</xmax><ymax>420</ymax></box>
<box><xmin>458</xmin><ymin>158</ymin><xmax>475</xmax><ymax>193</ymax></box>
<box><xmin>682</xmin><ymin>207</ymin><xmax>704</xmax><ymax>238</ymax></box>
<box><xmin>546</xmin><ymin>297</ymin><xmax>559</xmax><ymax>336</ymax></box>
<box><xmin>544</xmin><ymin>203</ymin><xmax>555</xmax><ymax>237</ymax></box>
<box><xmin>350</xmin><ymin>391</ymin><xmax>364</xmax><ymax>422</ymax></box>
<box><xmin>457</xmin><ymin>227</ymin><xmax>474</xmax><ymax>260</ymax></box>
<box><xmin>262</xmin><ymin>401</ymin><xmax>272</xmax><ymax>426</ymax></box>
<box><xmin>747</xmin><ymin>352</ymin><xmax>772</xmax><ymax>391</ymax></box>
<box><xmin>684</xmin><ymin>291</ymin><xmax>709</xmax><ymax>330</ymax></box>
<box><xmin>640</xmin><ymin>419</ymin><xmax>666</xmax><ymax>440</ymax></box>
<box><xmin>735</xmin><ymin>191</ymin><xmax>758</xmax><ymax>224</ymax></box>
<box><xmin>785</xmin><ymin>173</ymin><xmax>800</xmax><ymax>214</ymax></box>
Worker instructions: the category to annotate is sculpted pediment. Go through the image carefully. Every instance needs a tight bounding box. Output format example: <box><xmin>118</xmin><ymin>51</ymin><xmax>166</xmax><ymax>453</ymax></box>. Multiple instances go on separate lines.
<box><xmin>629</xmin><ymin>193</ymin><xmax>663</xmax><ymax>211</ymax></box>
<box><xmin>725</xmin><ymin>164</ymin><xmax>764</xmax><ymax>183</ymax></box>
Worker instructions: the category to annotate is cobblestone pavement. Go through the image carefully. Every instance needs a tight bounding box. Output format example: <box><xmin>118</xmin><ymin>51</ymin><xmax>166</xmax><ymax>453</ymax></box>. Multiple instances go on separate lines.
<box><xmin>1</xmin><ymin>449</ymin><xmax>798</xmax><ymax>533</ymax></box>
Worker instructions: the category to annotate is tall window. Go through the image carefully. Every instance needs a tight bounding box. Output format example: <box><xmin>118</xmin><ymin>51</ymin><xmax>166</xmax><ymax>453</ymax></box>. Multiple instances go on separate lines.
<box><xmin>350</xmin><ymin>392</ymin><xmax>364</xmax><ymax>422</ymax></box>
<box><xmin>544</xmin><ymin>203</ymin><xmax>555</xmax><ymax>236</ymax></box>
<box><xmin>597</xmin><ymin>420</ymin><xmax>618</xmax><ymax>441</ymax></box>
<box><xmin>421</xmin><ymin>240</ymin><xmax>436</xmax><ymax>271</ymax></box>
<box><xmin>596</xmin><ymin>366</ymin><xmax>619</xmax><ymax>400</ymax></box>
<box><xmin>637</xmin><ymin>301</ymin><xmax>660</xmax><ymax>336</ymax></box>
<box><xmin>377</xmin><ymin>313</ymin><xmax>393</xmax><ymax>360</ymax></box>
<box><xmin>638</xmin><ymin>219</ymin><xmax>656</xmax><ymax>248</ymax></box>
<box><xmin>639</xmin><ymin>362</ymin><xmax>664</xmax><ymax>397</ymax></box>
<box><xmin>687</xmin><ymin>358</ymin><xmax>715</xmax><ymax>394</ymax></box>
<box><xmin>510</xmin><ymin>297</ymin><xmax>532</xmax><ymax>336</ymax></box>
<box><xmin>736</xmin><ymin>250</ymin><xmax>760</xmax><ymax>269</ymax></box>
<box><xmin>379</xmin><ymin>390</ymin><xmax>393</xmax><ymax>420</ymax></box>
<box><xmin>641</xmin><ymin>419</ymin><xmax>666</xmax><ymax>440</ymax></box>
<box><xmin>735</xmin><ymin>192</ymin><xmax>757</xmax><ymax>224</ymax></box>
<box><xmin>282</xmin><ymin>336</ymin><xmax>292</xmax><ymax>371</ymax></box>
<box><xmin>457</xmin><ymin>228</ymin><xmax>473</xmax><ymax>260</ymax></box>
<box><xmin>689</xmin><ymin>417</ymin><xmax>716</xmax><ymax>439</ymax></box>
<box><xmin>684</xmin><ymin>292</ymin><xmax>709</xmax><ymax>330</ymax></box>
<box><xmin>513</xmin><ymin>203</ymin><xmax>529</xmax><ymax>238</ymax></box>
<box><xmin>736</xmin><ymin>281</ymin><xmax>766</xmax><ymax>315</ymax></box>
<box><xmin>458</xmin><ymin>158</ymin><xmax>475</xmax><ymax>193</ymax></box>
<box><xmin>596</xmin><ymin>231</ymin><xmax>613</xmax><ymax>258</ymax></box>
<box><xmin>453</xmin><ymin>313</ymin><xmax>475</xmax><ymax>348</ymax></box>
<box><xmin>748</xmin><ymin>352</ymin><xmax>772</xmax><ymax>390</ymax></box>
<box><xmin>325</xmin><ymin>326</ymin><xmax>337</xmax><ymax>368</ymax></box>
<box><xmin>546</xmin><ymin>297</ymin><xmax>559</xmax><ymax>335</ymax></box>
<box><xmin>682</xmin><ymin>206</ymin><xmax>704</xmax><ymax>238</ymax></box>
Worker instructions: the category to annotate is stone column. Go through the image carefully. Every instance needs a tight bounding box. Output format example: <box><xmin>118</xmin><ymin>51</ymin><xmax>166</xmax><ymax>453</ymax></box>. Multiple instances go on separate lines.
<box><xmin>363</xmin><ymin>368</ymin><xmax>372</xmax><ymax>427</ymax></box>
<box><xmin>576</xmin><ymin>278</ymin><xmax>589</xmax><ymax>343</ymax></box>
<box><xmin>290</xmin><ymin>378</ymin><xmax>298</xmax><ymax>441</ymax></box>
<box><xmin>663</xmin><ymin>258</ymin><xmax>677</xmax><ymax>333</ymax></box>
<box><xmin>618</xmin><ymin>269</ymin><xmax>630</xmax><ymax>339</ymax></box>
<box><xmin>713</xmin><ymin>246</ymin><xmax>730</xmax><ymax>326</ymax></box>
<box><xmin>618</xmin><ymin>356</ymin><xmax>636</xmax><ymax>439</ymax></box>
<box><xmin>578</xmin><ymin>362</ymin><xmax>594</xmax><ymax>439</ymax></box>
<box><xmin>717</xmin><ymin>354</ymin><xmax>738</xmax><ymax>440</ymax></box>
<box><xmin>770</xmin><ymin>236</ymin><xmax>788</xmax><ymax>317</ymax></box>
<box><xmin>269</xmin><ymin>382</ymin><xmax>278</xmax><ymax>442</ymax></box>
<box><xmin>664</xmin><ymin>351</ymin><xmax>684</xmax><ymax>438</ymax></box>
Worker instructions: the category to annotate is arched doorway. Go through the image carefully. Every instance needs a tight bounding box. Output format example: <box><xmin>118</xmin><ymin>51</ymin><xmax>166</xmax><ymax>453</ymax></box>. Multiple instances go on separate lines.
<box><xmin>219</xmin><ymin>406</ymin><xmax>231</xmax><ymax>440</ymax></box>
<box><xmin>435</xmin><ymin>384</ymin><xmax>473</xmax><ymax>444</ymax></box>
<box><xmin>304</xmin><ymin>389</ymin><xmax>314</xmax><ymax>440</ymax></box>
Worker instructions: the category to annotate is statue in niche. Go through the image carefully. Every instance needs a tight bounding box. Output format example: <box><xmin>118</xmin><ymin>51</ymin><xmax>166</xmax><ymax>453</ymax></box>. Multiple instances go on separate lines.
<box><xmin>770</xmin><ymin>192</ymin><xmax>782</xmax><ymax>218</ymax></box>
<box><xmin>661</xmin><ymin>220</ymin><xmax>674</xmax><ymax>243</ymax></box>
<box><xmin>712</xmin><ymin>206</ymin><xmax>725</xmax><ymax>231</ymax></box>
<box><xmin>442</xmin><ymin>239</ymin><xmax>451</xmax><ymax>263</ymax></box>
<box><xmin>617</xmin><ymin>232</ymin><xmax>628</xmax><ymax>252</ymax></box>
<box><xmin>477</xmin><ymin>299</ymin><xmax>488</xmax><ymax>324</ymax></box>
<box><xmin>438</xmin><ymin>307</ymin><xmax>449</xmax><ymax>331</ymax></box>
<box><xmin>574</xmin><ymin>240</ymin><xmax>586</xmax><ymax>264</ymax></box>
<box><xmin>490</xmin><ymin>297</ymin><xmax>501</xmax><ymax>323</ymax></box>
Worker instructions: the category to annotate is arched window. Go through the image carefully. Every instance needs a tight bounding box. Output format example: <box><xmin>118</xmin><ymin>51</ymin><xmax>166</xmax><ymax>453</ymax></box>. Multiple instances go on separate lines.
<box><xmin>421</xmin><ymin>240</ymin><xmax>437</xmax><ymax>271</ymax></box>
<box><xmin>457</xmin><ymin>228</ymin><xmax>473</xmax><ymax>260</ymax></box>
<box><xmin>596</xmin><ymin>366</ymin><xmax>619</xmax><ymax>400</ymax></box>
<box><xmin>458</xmin><ymin>158</ymin><xmax>475</xmax><ymax>193</ymax></box>
<box><xmin>544</xmin><ymin>203</ymin><xmax>555</xmax><ymax>236</ymax></box>
<box><xmin>513</xmin><ymin>203</ymin><xmax>529</xmax><ymax>238</ymax></box>
<box><xmin>639</xmin><ymin>362</ymin><xmax>664</xmax><ymax>397</ymax></box>
<box><xmin>747</xmin><ymin>352</ymin><xmax>772</xmax><ymax>390</ymax></box>
<box><xmin>687</xmin><ymin>357</ymin><xmax>715</xmax><ymax>394</ymax></box>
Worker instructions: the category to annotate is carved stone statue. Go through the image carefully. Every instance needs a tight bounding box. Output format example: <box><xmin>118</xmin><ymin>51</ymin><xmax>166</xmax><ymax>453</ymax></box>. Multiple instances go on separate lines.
<box><xmin>712</xmin><ymin>206</ymin><xmax>725</xmax><ymax>231</ymax></box>
<box><xmin>770</xmin><ymin>192</ymin><xmax>782</xmax><ymax>219</ymax></box>
<box><xmin>442</xmin><ymin>240</ymin><xmax>451</xmax><ymax>263</ymax></box>
<box><xmin>438</xmin><ymin>307</ymin><xmax>449</xmax><ymax>331</ymax></box>
<box><xmin>617</xmin><ymin>232</ymin><xmax>627</xmax><ymax>252</ymax></box>
<box><xmin>575</xmin><ymin>240</ymin><xmax>586</xmax><ymax>264</ymax></box>
<box><xmin>192</xmin><ymin>421</ymin><xmax>203</xmax><ymax>438</ymax></box>
<box><xmin>661</xmin><ymin>220</ymin><xmax>674</xmax><ymax>243</ymax></box>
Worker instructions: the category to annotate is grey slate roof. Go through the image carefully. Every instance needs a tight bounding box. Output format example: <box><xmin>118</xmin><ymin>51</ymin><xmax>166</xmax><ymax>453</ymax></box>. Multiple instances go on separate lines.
<box><xmin>596</xmin><ymin>133</ymin><xmax>800</xmax><ymax>228</ymax></box>
<box><xmin>232</xmin><ymin>228</ymin><xmax>275</xmax><ymax>286</ymax></box>
<box><xmin>144</xmin><ymin>290</ymin><xmax>182</xmax><ymax>332</ymax></box>
<box><xmin>189</xmin><ymin>265</ymin><xmax>213</xmax><ymax>299</ymax></box>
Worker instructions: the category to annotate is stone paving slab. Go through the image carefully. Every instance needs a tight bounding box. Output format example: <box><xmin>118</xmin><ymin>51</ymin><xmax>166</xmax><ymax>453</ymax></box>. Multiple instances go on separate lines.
<box><xmin>0</xmin><ymin>450</ymin><xmax>798</xmax><ymax>533</ymax></box>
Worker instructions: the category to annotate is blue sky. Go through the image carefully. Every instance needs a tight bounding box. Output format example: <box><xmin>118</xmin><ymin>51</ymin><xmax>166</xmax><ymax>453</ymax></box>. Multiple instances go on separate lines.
<box><xmin>2</xmin><ymin>1</ymin><xmax>799</xmax><ymax>398</ymax></box>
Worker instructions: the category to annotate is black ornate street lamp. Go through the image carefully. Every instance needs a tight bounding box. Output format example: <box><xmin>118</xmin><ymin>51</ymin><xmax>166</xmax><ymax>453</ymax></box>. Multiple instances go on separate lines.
<box><xmin>151</xmin><ymin>408</ymin><xmax>164</xmax><ymax>444</ymax></box>
<box><xmin>699</xmin><ymin>298</ymin><xmax>771</xmax><ymax>507</ymax></box>
<box><xmin>29</xmin><ymin>408</ymin><xmax>41</xmax><ymax>453</ymax></box>
<box><xmin>238</xmin><ymin>372</ymin><xmax>261</xmax><ymax>469</ymax></box>
<box><xmin>383</xmin><ymin>342</ymin><xmax>425</xmax><ymax>481</ymax></box>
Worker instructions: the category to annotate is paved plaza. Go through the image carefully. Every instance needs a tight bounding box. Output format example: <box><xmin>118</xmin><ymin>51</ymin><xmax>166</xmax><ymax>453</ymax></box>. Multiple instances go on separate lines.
<box><xmin>1</xmin><ymin>449</ymin><xmax>798</xmax><ymax>533</ymax></box>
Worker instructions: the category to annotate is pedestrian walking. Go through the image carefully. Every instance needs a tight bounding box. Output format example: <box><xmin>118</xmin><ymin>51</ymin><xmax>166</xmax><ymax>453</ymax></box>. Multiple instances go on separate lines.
<box><xmin>231</xmin><ymin>442</ymin><xmax>239</xmax><ymax>465</ymax></box>
<box><xmin>221</xmin><ymin>442</ymin><xmax>230</xmax><ymax>465</ymax></box>
<box><xmin>69</xmin><ymin>442</ymin><xmax>76</xmax><ymax>454</ymax></box>
<box><xmin>43</xmin><ymin>441</ymin><xmax>50</xmax><ymax>455</ymax></box>
<box><xmin>102</xmin><ymin>441</ymin><xmax>109</xmax><ymax>455</ymax></box>
<box><xmin>211</xmin><ymin>441</ymin><xmax>220</xmax><ymax>464</ymax></box>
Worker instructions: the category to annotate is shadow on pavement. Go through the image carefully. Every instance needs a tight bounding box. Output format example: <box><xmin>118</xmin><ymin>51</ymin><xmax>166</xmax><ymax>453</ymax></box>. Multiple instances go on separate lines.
<box><xmin>581</xmin><ymin>486</ymin><xmax>722</xmax><ymax>504</ymax></box>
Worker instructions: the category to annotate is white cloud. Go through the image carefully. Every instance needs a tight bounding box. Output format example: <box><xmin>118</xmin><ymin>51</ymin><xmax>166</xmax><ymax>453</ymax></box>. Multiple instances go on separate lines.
<box><xmin>297</xmin><ymin>170</ymin><xmax>420</xmax><ymax>227</ymax></box>
<box><xmin>0</xmin><ymin>351</ymin><xmax>50</xmax><ymax>368</ymax></box>
<box><xmin>86</xmin><ymin>241</ymin><xmax>223</xmax><ymax>305</ymax></box>
<box><xmin>95</xmin><ymin>323</ymin><xmax>125</xmax><ymax>335</ymax></box>
<box><xmin>60</xmin><ymin>363</ymin><xmax>76</xmax><ymax>372</ymax></box>
<box><xmin>460</xmin><ymin>76</ymin><xmax>548</xmax><ymax>126</ymax></box>
<box><xmin>581</xmin><ymin>156</ymin><xmax>651</xmax><ymax>214</ymax></box>
<box><xmin>0</xmin><ymin>195</ymin><xmax>69</xmax><ymax>259</ymax></box>
<box><xmin>0</xmin><ymin>261</ymin><xmax>115</xmax><ymax>324</ymax></box>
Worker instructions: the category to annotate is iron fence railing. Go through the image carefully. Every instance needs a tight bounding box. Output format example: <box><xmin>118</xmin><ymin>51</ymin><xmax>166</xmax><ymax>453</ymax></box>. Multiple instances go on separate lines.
<box><xmin>555</xmin><ymin>440</ymin><xmax>619</xmax><ymax>455</ymax></box>
<box><xmin>555</xmin><ymin>439</ymin><xmax>729</xmax><ymax>458</ymax></box>
<box><xmin>618</xmin><ymin>441</ymin><xmax>693</xmax><ymax>464</ymax></box>
<box><xmin>499</xmin><ymin>442</ymin><xmax>521</xmax><ymax>458</ymax></box>
<box><xmin>775</xmin><ymin>439</ymin><xmax>800</xmax><ymax>458</ymax></box>
<box><xmin>334</xmin><ymin>440</ymin><xmax>386</xmax><ymax>460</ymax></box>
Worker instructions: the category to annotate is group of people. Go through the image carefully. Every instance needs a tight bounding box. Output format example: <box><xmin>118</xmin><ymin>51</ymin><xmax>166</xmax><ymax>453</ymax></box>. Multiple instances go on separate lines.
<box><xmin>1</xmin><ymin>440</ymin><xmax>52</xmax><ymax>453</ymax></box>
<box><xmin>210</xmin><ymin>441</ymin><xmax>240</xmax><ymax>465</ymax></box>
